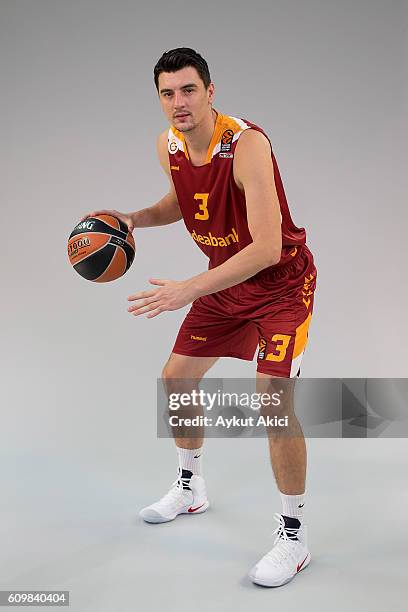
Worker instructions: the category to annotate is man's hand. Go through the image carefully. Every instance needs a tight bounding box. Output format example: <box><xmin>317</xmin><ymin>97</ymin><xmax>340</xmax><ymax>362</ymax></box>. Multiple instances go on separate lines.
<box><xmin>79</xmin><ymin>209</ymin><xmax>135</xmax><ymax>233</ymax></box>
<box><xmin>127</xmin><ymin>278</ymin><xmax>198</xmax><ymax>319</ymax></box>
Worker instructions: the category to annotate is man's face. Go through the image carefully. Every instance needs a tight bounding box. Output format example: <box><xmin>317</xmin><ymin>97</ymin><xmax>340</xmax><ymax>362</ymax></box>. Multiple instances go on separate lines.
<box><xmin>157</xmin><ymin>66</ymin><xmax>214</xmax><ymax>132</ymax></box>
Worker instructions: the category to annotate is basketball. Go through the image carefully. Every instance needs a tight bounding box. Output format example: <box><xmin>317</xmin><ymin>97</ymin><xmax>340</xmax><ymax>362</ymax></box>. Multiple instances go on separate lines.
<box><xmin>68</xmin><ymin>214</ymin><xmax>135</xmax><ymax>282</ymax></box>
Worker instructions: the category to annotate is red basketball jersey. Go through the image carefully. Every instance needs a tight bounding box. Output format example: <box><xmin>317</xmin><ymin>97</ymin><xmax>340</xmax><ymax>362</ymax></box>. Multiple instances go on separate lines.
<box><xmin>168</xmin><ymin>110</ymin><xmax>306</xmax><ymax>272</ymax></box>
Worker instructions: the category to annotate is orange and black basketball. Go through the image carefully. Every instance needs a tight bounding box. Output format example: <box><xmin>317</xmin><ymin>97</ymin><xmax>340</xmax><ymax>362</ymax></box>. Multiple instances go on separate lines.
<box><xmin>68</xmin><ymin>215</ymin><xmax>135</xmax><ymax>282</ymax></box>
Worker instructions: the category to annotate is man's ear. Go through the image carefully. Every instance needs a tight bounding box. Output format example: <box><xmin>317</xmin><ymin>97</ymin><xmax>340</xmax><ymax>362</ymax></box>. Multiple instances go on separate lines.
<box><xmin>208</xmin><ymin>82</ymin><xmax>215</xmax><ymax>104</ymax></box>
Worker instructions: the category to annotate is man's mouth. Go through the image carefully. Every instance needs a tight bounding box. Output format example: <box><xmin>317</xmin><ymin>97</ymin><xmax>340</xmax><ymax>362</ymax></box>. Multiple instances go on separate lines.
<box><xmin>174</xmin><ymin>113</ymin><xmax>190</xmax><ymax>118</ymax></box>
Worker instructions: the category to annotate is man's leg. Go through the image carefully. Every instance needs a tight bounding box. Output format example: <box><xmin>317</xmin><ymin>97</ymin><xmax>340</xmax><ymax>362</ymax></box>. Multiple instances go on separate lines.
<box><xmin>256</xmin><ymin>372</ymin><xmax>306</xmax><ymax>497</ymax></box>
<box><xmin>139</xmin><ymin>353</ymin><xmax>218</xmax><ymax>523</ymax></box>
<box><xmin>162</xmin><ymin>352</ymin><xmax>219</xmax><ymax>449</ymax></box>
<box><xmin>248</xmin><ymin>372</ymin><xmax>311</xmax><ymax>587</ymax></box>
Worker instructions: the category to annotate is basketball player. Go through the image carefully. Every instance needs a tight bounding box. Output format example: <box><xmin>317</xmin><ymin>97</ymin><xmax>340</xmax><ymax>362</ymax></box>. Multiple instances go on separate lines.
<box><xmin>81</xmin><ymin>48</ymin><xmax>317</xmax><ymax>587</ymax></box>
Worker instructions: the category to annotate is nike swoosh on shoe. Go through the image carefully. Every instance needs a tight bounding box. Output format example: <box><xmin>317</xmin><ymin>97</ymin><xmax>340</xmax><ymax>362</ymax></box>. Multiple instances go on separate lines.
<box><xmin>296</xmin><ymin>555</ymin><xmax>309</xmax><ymax>572</ymax></box>
<box><xmin>188</xmin><ymin>503</ymin><xmax>206</xmax><ymax>513</ymax></box>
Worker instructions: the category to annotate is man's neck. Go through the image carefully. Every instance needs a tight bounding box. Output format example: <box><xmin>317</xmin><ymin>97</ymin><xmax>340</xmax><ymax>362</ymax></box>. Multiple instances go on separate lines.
<box><xmin>183</xmin><ymin>108</ymin><xmax>218</xmax><ymax>156</ymax></box>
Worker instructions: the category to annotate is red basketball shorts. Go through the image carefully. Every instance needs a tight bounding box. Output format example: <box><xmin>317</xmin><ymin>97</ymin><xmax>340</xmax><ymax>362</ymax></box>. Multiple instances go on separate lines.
<box><xmin>172</xmin><ymin>245</ymin><xmax>317</xmax><ymax>377</ymax></box>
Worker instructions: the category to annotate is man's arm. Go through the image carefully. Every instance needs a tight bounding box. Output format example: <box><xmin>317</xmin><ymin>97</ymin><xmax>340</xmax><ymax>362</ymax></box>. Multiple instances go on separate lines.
<box><xmin>131</xmin><ymin>131</ymin><xmax>183</xmax><ymax>227</ymax></box>
<box><xmin>189</xmin><ymin>128</ymin><xmax>282</xmax><ymax>297</ymax></box>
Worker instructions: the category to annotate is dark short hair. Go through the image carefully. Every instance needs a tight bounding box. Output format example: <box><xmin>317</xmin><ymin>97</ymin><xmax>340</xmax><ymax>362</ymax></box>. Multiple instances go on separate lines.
<box><xmin>154</xmin><ymin>47</ymin><xmax>211</xmax><ymax>91</ymax></box>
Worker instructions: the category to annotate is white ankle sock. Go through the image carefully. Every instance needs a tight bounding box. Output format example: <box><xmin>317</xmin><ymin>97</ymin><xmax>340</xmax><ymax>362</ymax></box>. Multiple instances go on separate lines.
<box><xmin>177</xmin><ymin>446</ymin><xmax>203</xmax><ymax>476</ymax></box>
<box><xmin>280</xmin><ymin>491</ymin><xmax>305</xmax><ymax>522</ymax></box>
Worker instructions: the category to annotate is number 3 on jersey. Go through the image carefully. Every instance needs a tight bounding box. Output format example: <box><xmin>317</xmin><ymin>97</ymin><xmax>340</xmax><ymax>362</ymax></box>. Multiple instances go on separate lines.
<box><xmin>194</xmin><ymin>193</ymin><xmax>209</xmax><ymax>221</ymax></box>
<box><xmin>265</xmin><ymin>334</ymin><xmax>291</xmax><ymax>362</ymax></box>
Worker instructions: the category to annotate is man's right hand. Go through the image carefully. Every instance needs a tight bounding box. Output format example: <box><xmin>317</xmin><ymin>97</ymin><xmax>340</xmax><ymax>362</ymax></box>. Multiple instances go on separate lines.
<box><xmin>79</xmin><ymin>209</ymin><xmax>135</xmax><ymax>233</ymax></box>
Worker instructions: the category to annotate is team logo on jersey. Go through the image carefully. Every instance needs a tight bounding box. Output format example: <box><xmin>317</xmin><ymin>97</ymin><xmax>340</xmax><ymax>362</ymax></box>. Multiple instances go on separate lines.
<box><xmin>169</xmin><ymin>139</ymin><xmax>178</xmax><ymax>153</ymax></box>
<box><xmin>258</xmin><ymin>338</ymin><xmax>267</xmax><ymax>360</ymax></box>
<box><xmin>220</xmin><ymin>129</ymin><xmax>234</xmax><ymax>153</ymax></box>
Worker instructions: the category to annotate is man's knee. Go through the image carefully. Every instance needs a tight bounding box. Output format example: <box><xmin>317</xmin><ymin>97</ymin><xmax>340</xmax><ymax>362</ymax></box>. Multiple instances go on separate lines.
<box><xmin>161</xmin><ymin>361</ymin><xmax>181</xmax><ymax>381</ymax></box>
<box><xmin>256</xmin><ymin>375</ymin><xmax>296</xmax><ymax>421</ymax></box>
<box><xmin>161</xmin><ymin>354</ymin><xmax>216</xmax><ymax>384</ymax></box>
<box><xmin>161</xmin><ymin>360</ymin><xmax>205</xmax><ymax>398</ymax></box>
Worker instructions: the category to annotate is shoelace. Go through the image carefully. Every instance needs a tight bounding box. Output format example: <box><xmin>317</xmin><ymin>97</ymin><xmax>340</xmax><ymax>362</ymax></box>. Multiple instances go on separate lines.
<box><xmin>158</xmin><ymin>472</ymin><xmax>192</xmax><ymax>507</ymax></box>
<box><xmin>264</xmin><ymin>513</ymin><xmax>301</xmax><ymax>566</ymax></box>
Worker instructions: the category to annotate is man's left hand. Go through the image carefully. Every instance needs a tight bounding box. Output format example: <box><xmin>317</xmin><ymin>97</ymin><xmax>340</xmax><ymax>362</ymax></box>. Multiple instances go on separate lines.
<box><xmin>127</xmin><ymin>278</ymin><xmax>198</xmax><ymax>319</ymax></box>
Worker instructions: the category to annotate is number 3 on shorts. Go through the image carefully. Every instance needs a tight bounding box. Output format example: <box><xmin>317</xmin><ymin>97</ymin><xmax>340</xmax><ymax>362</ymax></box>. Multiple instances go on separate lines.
<box><xmin>265</xmin><ymin>334</ymin><xmax>291</xmax><ymax>362</ymax></box>
<box><xmin>194</xmin><ymin>193</ymin><xmax>209</xmax><ymax>221</ymax></box>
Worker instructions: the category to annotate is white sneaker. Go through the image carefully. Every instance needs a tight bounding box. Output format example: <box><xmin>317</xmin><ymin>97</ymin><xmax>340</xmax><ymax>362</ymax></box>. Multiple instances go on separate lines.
<box><xmin>249</xmin><ymin>513</ymin><xmax>311</xmax><ymax>587</ymax></box>
<box><xmin>139</xmin><ymin>470</ymin><xmax>209</xmax><ymax>523</ymax></box>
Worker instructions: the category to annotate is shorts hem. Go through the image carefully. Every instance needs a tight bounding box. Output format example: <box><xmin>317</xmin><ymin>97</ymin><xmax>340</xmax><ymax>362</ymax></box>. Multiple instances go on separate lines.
<box><xmin>172</xmin><ymin>348</ymin><xmax>255</xmax><ymax>361</ymax></box>
<box><xmin>256</xmin><ymin>362</ymin><xmax>300</xmax><ymax>378</ymax></box>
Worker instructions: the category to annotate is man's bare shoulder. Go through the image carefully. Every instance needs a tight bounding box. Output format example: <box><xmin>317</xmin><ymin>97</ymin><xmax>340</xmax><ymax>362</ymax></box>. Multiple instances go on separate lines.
<box><xmin>156</xmin><ymin>129</ymin><xmax>170</xmax><ymax>173</ymax></box>
<box><xmin>235</xmin><ymin>128</ymin><xmax>271</xmax><ymax>154</ymax></box>
<box><xmin>233</xmin><ymin>128</ymin><xmax>273</xmax><ymax>190</ymax></box>
<box><xmin>157</xmin><ymin>128</ymin><xmax>168</xmax><ymax>146</ymax></box>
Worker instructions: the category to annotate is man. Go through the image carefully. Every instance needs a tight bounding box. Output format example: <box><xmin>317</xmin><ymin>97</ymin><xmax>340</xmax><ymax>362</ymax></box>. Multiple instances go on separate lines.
<box><xmin>81</xmin><ymin>47</ymin><xmax>317</xmax><ymax>588</ymax></box>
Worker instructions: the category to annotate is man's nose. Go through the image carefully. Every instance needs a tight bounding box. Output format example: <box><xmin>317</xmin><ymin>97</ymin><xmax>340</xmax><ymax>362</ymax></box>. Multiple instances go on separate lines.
<box><xmin>173</xmin><ymin>91</ymin><xmax>185</xmax><ymax>107</ymax></box>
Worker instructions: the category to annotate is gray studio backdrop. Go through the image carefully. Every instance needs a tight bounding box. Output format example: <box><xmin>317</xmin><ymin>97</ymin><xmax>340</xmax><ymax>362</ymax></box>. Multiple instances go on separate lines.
<box><xmin>1</xmin><ymin>1</ymin><xmax>407</xmax><ymax>611</ymax></box>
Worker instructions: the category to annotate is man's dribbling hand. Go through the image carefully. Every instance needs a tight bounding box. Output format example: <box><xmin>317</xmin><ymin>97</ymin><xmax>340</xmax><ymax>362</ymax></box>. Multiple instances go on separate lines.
<box><xmin>127</xmin><ymin>278</ymin><xmax>198</xmax><ymax>318</ymax></box>
<box><xmin>79</xmin><ymin>209</ymin><xmax>135</xmax><ymax>233</ymax></box>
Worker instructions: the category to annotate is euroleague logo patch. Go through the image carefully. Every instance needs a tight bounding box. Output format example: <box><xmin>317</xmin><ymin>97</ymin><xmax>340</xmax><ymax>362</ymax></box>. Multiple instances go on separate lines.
<box><xmin>258</xmin><ymin>338</ymin><xmax>267</xmax><ymax>360</ymax></box>
<box><xmin>221</xmin><ymin>129</ymin><xmax>234</xmax><ymax>152</ymax></box>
